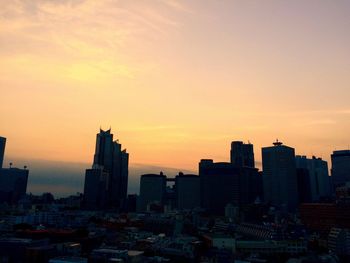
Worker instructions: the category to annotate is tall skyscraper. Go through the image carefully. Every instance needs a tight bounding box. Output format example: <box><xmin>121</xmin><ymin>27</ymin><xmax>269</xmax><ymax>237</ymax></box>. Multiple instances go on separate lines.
<box><xmin>262</xmin><ymin>140</ymin><xmax>298</xmax><ymax>211</ymax></box>
<box><xmin>296</xmin><ymin>155</ymin><xmax>331</xmax><ymax>202</ymax></box>
<box><xmin>230</xmin><ymin>141</ymin><xmax>255</xmax><ymax>168</ymax></box>
<box><xmin>0</xmin><ymin>137</ymin><xmax>6</xmax><ymax>169</ymax></box>
<box><xmin>331</xmin><ymin>150</ymin><xmax>350</xmax><ymax>187</ymax></box>
<box><xmin>83</xmin><ymin>129</ymin><xmax>129</xmax><ymax>210</ymax></box>
<box><xmin>83</xmin><ymin>168</ymin><xmax>109</xmax><ymax>209</ymax></box>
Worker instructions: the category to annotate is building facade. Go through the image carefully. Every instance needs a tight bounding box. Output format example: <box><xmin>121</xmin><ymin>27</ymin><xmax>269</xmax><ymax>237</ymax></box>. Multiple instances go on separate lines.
<box><xmin>0</xmin><ymin>137</ymin><xmax>29</xmax><ymax>205</ymax></box>
<box><xmin>230</xmin><ymin>141</ymin><xmax>255</xmax><ymax>168</ymax></box>
<box><xmin>138</xmin><ymin>173</ymin><xmax>167</xmax><ymax>212</ymax></box>
<box><xmin>0</xmin><ymin>167</ymin><xmax>29</xmax><ymax>204</ymax></box>
<box><xmin>199</xmin><ymin>159</ymin><xmax>261</xmax><ymax>214</ymax></box>
<box><xmin>262</xmin><ymin>141</ymin><xmax>298</xmax><ymax>211</ymax></box>
<box><xmin>83</xmin><ymin>168</ymin><xmax>109</xmax><ymax>210</ymax></box>
<box><xmin>331</xmin><ymin>150</ymin><xmax>350</xmax><ymax>187</ymax></box>
<box><xmin>295</xmin><ymin>155</ymin><xmax>331</xmax><ymax>202</ymax></box>
<box><xmin>83</xmin><ymin>129</ymin><xmax>129</xmax><ymax>210</ymax></box>
<box><xmin>175</xmin><ymin>173</ymin><xmax>200</xmax><ymax>210</ymax></box>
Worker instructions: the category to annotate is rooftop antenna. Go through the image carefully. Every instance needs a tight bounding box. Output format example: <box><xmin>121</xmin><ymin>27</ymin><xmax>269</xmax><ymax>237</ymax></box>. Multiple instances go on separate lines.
<box><xmin>273</xmin><ymin>139</ymin><xmax>283</xmax><ymax>146</ymax></box>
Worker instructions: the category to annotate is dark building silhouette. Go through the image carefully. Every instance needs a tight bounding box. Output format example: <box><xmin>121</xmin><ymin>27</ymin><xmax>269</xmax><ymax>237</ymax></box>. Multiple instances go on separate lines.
<box><xmin>262</xmin><ymin>140</ymin><xmax>298</xmax><ymax>211</ymax></box>
<box><xmin>199</xmin><ymin>159</ymin><xmax>261</xmax><ymax>215</ymax></box>
<box><xmin>137</xmin><ymin>172</ymin><xmax>201</xmax><ymax>212</ymax></box>
<box><xmin>230</xmin><ymin>141</ymin><xmax>255</xmax><ymax>168</ymax></box>
<box><xmin>83</xmin><ymin>129</ymin><xmax>129</xmax><ymax>210</ymax></box>
<box><xmin>138</xmin><ymin>172</ymin><xmax>167</xmax><ymax>212</ymax></box>
<box><xmin>0</xmin><ymin>137</ymin><xmax>29</xmax><ymax>204</ymax></box>
<box><xmin>331</xmin><ymin>150</ymin><xmax>350</xmax><ymax>187</ymax></box>
<box><xmin>0</xmin><ymin>167</ymin><xmax>29</xmax><ymax>204</ymax></box>
<box><xmin>0</xmin><ymin>137</ymin><xmax>5</xmax><ymax>169</ymax></box>
<box><xmin>296</xmin><ymin>168</ymin><xmax>312</xmax><ymax>203</ymax></box>
<box><xmin>175</xmin><ymin>173</ymin><xmax>200</xmax><ymax>210</ymax></box>
<box><xmin>84</xmin><ymin>168</ymin><xmax>108</xmax><ymax>209</ymax></box>
<box><xmin>295</xmin><ymin>155</ymin><xmax>331</xmax><ymax>201</ymax></box>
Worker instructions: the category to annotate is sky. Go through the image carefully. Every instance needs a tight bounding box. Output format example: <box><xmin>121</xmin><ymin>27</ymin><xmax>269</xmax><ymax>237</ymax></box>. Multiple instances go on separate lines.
<box><xmin>1</xmin><ymin>0</ymin><xmax>350</xmax><ymax>184</ymax></box>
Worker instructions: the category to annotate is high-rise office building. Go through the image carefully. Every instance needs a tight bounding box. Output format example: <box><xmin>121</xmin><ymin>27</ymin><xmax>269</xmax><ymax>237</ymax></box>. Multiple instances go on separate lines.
<box><xmin>138</xmin><ymin>172</ymin><xmax>167</xmax><ymax>212</ymax></box>
<box><xmin>295</xmin><ymin>155</ymin><xmax>331</xmax><ymax>202</ymax></box>
<box><xmin>0</xmin><ymin>137</ymin><xmax>6</xmax><ymax>169</ymax></box>
<box><xmin>83</xmin><ymin>129</ymin><xmax>129</xmax><ymax>210</ymax></box>
<box><xmin>331</xmin><ymin>150</ymin><xmax>350</xmax><ymax>187</ymax></box>
<box><xmin>199</xmin><ymin>159</ymin><xmax>261</xmax><ymax>214</ymax></box>
<box><xmin>230</xmin><ymin>141</ymin><xmax>255</xmax><ymax>168</ymax></box>
<box><xmin>83</xmin><ymin>168</ymin><xmax>109</xmax><ymax>209</ymax></box>
<box><xmin>262</xmin><ymin>140</ymin><xmax>298</xmax><ymax>211</ymax></box>
<box><xmin>175</xmin><ymin>173</ymin><xmax>200</xmax><ymax>210</ymax></box>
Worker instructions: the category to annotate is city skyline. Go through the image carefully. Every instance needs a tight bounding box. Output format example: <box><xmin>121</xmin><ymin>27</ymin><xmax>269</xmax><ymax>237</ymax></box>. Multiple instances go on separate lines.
<box><xmin>1</xmin><ymin>132</ymin><xmax>342</xmax><ymax>199</ymax></box>
<box><xmin>1</xmin><ymin>0</ymin><xmax>350</xmax><ymax>171</ymax></box>
<box><xmin>2</xmin><ymin>130</ymin><xmax>347</xmax><ymax>171</ymax></box>
<box><xmin>1</xmin><ymin>1</ymin><xmax>350</xmax><ymax>262</ymax></box>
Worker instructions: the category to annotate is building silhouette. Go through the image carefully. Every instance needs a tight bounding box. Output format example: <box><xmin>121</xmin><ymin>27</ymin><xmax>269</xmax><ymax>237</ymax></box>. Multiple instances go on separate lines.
<box><xmin>262</xmin><ymin>140</ymin><xmax>298</xmax><ymax>211</ymax></box>
<box><xmin>0</xmin><ymin>137</ymin><xmax>29</xmax><ymax>204</ymax></box>
<box><xmin>0</xmin><ymin>137</ymin><xmax>6</xmax><ymax>169</ymax></box>
<box><xmin>230</xmin><ymin>141</ymin><xmax>255</xmax><ymax>168</ymax></box>
<box><xmin>83</xmin><ymin>129</ymin><xmax>129</xmax><ymax>210</ymax></box>
<box><xmin>175</xmin><ymin>172</ymin><xmax>200</xmax><ymax>210</ymax></box>
<box><xmin>331</xmin><ymin>150</ymin><xmax>350</xmax><ymax>187</ymax></box>
<box><xmin>137</xmin><ymin>172</ymin><xmax>201</xmax><ymax>212</ymax></box>
<box><xmin>138</xmin><ymin>172</ymin><xmax>167</xmax><ymax>212</ymax></box>
<box><xmin>199</xmin><ymin>141</ymin><xmax>261</xmax><ymax>214</ymax></box>
<box><xmin>0</xmin><ymin>167</ymin><xmax>29</xmax><ymax>204</ymax></box>
<box><xmin>84</xmin><ymin>168</ymin><xmax>109</xmax><ymax>209</ymax></box>
<box><xmin>295</xmin><ymin>155</ymin><xmax>331</xmax><ymax>202</ymax></box>
<box><xmin>296</xmin><ymin>168</ymin><xmax>312</xmax><ymax>203</ymax></box>
<box><xmin>199</xmin><ymin>160</ymin><xmax>261</xmax><ymax>215</ymax></box>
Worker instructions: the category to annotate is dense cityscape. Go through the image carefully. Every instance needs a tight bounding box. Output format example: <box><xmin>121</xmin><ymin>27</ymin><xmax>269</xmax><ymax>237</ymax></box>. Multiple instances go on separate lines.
<box><xmin>0</xmin><ymin>129</ymin><xmax>349</xmax><ymax>263</ymax></box>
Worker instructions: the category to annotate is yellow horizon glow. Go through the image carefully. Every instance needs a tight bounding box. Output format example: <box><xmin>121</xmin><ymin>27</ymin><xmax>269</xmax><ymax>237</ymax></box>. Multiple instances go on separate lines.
<box><xmin>1</xmin><ymin>0</ymin><xmax>349</xmax><ymax>170</ymax></box>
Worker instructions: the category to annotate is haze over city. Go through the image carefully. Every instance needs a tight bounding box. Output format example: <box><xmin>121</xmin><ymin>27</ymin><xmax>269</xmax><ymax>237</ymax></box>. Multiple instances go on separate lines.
<box><xmin>1</xmin><ymin>0</ymin><xmax>350</xmax><ymax>196</ymax></box>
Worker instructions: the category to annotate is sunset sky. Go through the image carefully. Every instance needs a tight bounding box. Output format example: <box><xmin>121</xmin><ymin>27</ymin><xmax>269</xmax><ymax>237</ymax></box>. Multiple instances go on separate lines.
<box><xmin>1</xmin><ymin>0</ymin><xmax>350</xmax><ymax>172</ymax></box>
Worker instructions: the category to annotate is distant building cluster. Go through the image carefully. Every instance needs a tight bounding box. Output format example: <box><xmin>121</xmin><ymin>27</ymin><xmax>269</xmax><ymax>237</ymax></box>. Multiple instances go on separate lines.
<box><xmin>1</xmin><ymin>130</ymin><xmax>350</xmax><ymax>262</ymax></box>
<box><xmin>136</xmin><ymin>140</ymin><xmax>349</xmax><ymax>214</ymax></box>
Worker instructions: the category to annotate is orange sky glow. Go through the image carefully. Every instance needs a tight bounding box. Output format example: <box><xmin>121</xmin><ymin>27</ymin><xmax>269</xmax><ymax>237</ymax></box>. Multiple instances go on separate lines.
<box><xmin>1</xmin><ymin>0</ymin><xmax>349</xmax><ymax>171</ymax></box>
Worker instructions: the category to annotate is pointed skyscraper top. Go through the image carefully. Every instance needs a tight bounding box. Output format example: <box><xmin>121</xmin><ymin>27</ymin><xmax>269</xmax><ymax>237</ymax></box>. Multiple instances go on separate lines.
<box><xmin>100</xmin><ymin>127</ymin><xmax>111</xmax><ymax>134</ymax></box>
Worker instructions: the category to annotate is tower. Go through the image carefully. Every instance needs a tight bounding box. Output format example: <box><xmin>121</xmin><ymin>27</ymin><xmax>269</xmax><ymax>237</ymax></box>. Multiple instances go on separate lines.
<box><xmin>230</xmin><ymin>141</ymin><xmax>255</xmax><ymax>168</ymax></box>
<box><xmin>262</xmin><ymin>140</ymin><xmax>298</xmax><ymax>211</ymax></box>
<box><xmin>84</xmin><ymin>129</ymin><xmax>129</xmax><ymax>210</ymax></box>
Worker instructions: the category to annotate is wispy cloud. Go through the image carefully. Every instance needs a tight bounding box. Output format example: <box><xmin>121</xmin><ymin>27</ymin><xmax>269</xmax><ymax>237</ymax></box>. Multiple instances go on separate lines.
<box><xmin>0</xmin><ymin>0</ymin><xmax>190</xmax><ymax>81</ymax></box>
<box><xmin>158</xmin><ymin>0</ymin><xmax>193</xmax><ymax>14</ymax></box>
